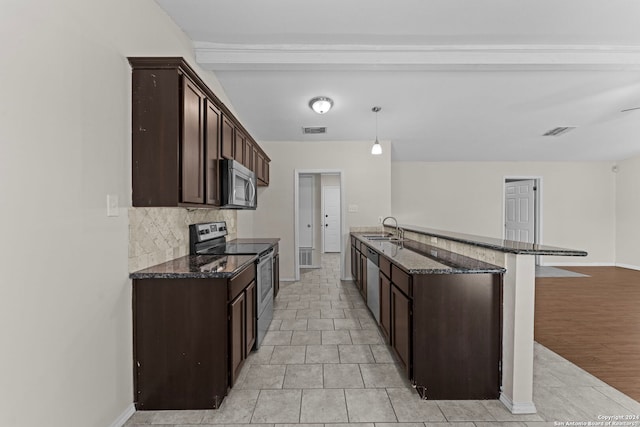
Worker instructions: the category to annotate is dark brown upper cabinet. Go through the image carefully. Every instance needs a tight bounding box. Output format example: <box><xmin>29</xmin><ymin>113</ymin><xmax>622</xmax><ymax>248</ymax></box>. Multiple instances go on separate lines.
<box><xmin>129</xmin><ymin>57</ymin><xmax>270</xmax><ymax>208</ymax></box>
<box><xmin>205</xmin><ymin>101</ymin><xmax>222</xmax><ymax>206</ymax></box>
<box><xmin>221</xmin><ymin>116</ymin><xmax>235</xmax><ymax>161</ymax></box>
<box><xmin>244</xmin><ymin>138</ymin><xmax>254</xmax><ymax>170</ymax></box>
<box><xmin>181</xmin><ymin>77</ymin><xmax>205</xmax><ymax>204</ymax></box>
<box><xmin>256</xmin><ymin>151</ymin><xmax>270</xmax><ymax>186</ymax></box>
<box><xmin>234</xmin><ymin>128</ymin><xmax>246</xmax><ymax>165</ymax></box>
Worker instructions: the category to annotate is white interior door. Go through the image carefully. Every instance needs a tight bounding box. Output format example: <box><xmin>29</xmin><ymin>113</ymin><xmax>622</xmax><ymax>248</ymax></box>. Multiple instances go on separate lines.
<box><xmin>505</xmin><ymin>179</ymin><xmax>535</xmax><ymax>243</ymax></box>
<box><xmin>299</xmin><ymin>175</ymin><xmax>314</xmax><ymax>248</ymax></box>
<box><xmin>323</xmin><ymin>186</ymin><xmax>341</xmax><ymax>253</ymax></box>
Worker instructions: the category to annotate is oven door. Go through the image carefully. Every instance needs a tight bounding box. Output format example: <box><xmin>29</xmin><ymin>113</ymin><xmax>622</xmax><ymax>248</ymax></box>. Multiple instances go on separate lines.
<box><xmin>256</xmin><ymin>250</ymin><xmax>274</xmax><ymax>348</ymax></box>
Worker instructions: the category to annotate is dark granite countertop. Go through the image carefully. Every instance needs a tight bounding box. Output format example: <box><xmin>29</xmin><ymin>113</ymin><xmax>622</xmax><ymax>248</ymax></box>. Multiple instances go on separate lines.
<box><xmin>352</xmin><ymin>233</ymin><xmax>505</xmax><ymax>275</ymax></box>
<box><xmin>130</xmin><ymin>254</ymin><xmax>257</xmax><ymax>279</ymax></box>
<box><xmin>398</xmin><ymin>224</ymin><xmax>588</xmax><ymax>256</ymax></box>
<box><xmin>130</xmin><ymin>238</ymin><xmax>280</xmax><ymax>280</ymax></box>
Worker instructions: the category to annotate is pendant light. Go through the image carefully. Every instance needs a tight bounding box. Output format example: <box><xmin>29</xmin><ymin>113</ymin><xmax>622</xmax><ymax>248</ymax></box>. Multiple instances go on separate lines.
<box><xmin>371</xmin><ymin>106</ymin><xmax>382</xmax><ymax>155</ymax></box>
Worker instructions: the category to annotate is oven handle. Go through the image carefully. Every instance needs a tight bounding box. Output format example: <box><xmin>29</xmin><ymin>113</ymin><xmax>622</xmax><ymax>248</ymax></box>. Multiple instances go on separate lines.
<box><xmin>258</xmin><ymin>248</ymin><xmax>274</xmax><ymax>262</ymax></box>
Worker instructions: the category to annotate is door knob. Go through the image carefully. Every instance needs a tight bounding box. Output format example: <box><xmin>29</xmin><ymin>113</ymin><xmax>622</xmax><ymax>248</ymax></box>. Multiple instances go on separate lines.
<box><xmin>325</xmin><ymin>224</ymin><xmax>328</xmax><ymax>227</ymax></box>
<box><xmin>307</xmin><ymin>224</ymin><xmax>311</xmax><ymax>228</ymax></box>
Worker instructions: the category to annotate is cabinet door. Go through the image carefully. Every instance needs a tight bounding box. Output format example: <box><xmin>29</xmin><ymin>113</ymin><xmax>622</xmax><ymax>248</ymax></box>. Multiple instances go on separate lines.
<box><xmin>229</xmin><ymin>292</ymin><xmax>245</xmax><ymax>386</ymax></box>
<box><xmin>205</xmin><ymin>100</ymin><xmax>221</xmax><ymax>206</ymax></box>
<box><xmin>360</xmin><ymin>252</ymin><xmax>368</xmax><ymax>299</ymax></box>
<box><xmin>263</xmin><ymin>160</ymin><xmax>269</xmax><ymax>185</ymax></box>
<box><xmin>253</xmin><ymin>147</ymin><xmax>259</xmax><ymax>175</ymax></box>
<box><xmin>234</xmin><ymin>129</ymin><xmax>245</xmax><ymax>165</ymax></box>
<box><xmin>273</xmin><ymin>254</ymin><xmax>280</xmax><ymax>297</ymax></box>
<box><xmin>244</xmin><ymin>139</ymin><xmax>254</xmax><ymax>170</ymax></box>
<box><xmin>351</xmin><ymin>245</ymin><xmax>357</xmax><ymax>280</ymax></box>
<box><xmin>245</xmin><ymin>281</ymin><xmax>256</xmax><ymax>355</ymax></box>
<box><xmin>379</xmin><ymin>272</ymin><xmax>391</xmax><ymax>343</ymax></box>
<box><xmin>354</xmin><ymin>250</ymin><xmax>361</xmax><ymax>288</ymax></box>
<box><xmin>391</xmin><ymin>285</ymin><xmax>411</xmax><ymax>375</ymax></box>
<box><xmin>221</xmin><ymin>116</ymin><xmax>235</xmax><ymax>160</ymax></box>
<box><xmin>256</xmin><ymin>152</ymin><xmax>265</xmax><ymax>182</ymax></box>
<box><xmin>181</xmin><ymin>76</ymin><xmax>205</xmax><ymax>204</ymax></box>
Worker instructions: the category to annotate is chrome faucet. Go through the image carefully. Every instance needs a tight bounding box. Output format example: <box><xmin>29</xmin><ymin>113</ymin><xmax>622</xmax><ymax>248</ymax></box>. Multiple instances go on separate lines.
<box><xmin>382</xmin><ymin>216</ymin><xmax>400</xmax><ymax>239</ymax></box>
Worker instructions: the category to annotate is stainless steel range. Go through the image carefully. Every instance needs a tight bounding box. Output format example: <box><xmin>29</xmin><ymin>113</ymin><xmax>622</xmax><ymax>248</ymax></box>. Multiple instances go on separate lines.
<box><xmin>189</xmin><ymin>221</ymin><xmax>274</xmax><ymax>348</ymax></box>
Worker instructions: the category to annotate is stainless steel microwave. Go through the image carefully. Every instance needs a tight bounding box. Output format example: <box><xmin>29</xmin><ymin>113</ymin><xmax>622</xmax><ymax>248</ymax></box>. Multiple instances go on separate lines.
<box><xmin>221</xmin><ymin>159</ymin><xmax>257</xmax><ymax>209</ymax></box>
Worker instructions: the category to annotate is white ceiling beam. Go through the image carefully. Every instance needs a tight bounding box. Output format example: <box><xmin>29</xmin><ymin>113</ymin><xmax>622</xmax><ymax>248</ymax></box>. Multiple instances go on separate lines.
<box><xmin>194</xmin><ymin>42</ymin><xmax>640</xmax><ymax>71</ymax></box>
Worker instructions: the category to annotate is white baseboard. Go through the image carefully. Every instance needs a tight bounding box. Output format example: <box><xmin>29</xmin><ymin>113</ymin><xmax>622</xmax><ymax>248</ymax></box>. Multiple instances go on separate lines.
<box><xmin>541</xmin><ymin>262</ymin><xmax>614</xmax><ymax>267</ymax></box>
<box><xmin>109</xmin><ymin>403</ymin><xmax>135</xmax><ymax>427</ymax></box>
<box><xmin>499</xmin><ymin>393</ymin><xmax>537</xmax><ymax>414</ymax></box>
<box><xmin>280</xmin><ymin>277</ymin><xmax>297</xmax><ymax>282</ymax></box>
<box><xmin>616</xmin><ymin>263</ymin><xmax>640</xmax><ymax>271</ymax></box>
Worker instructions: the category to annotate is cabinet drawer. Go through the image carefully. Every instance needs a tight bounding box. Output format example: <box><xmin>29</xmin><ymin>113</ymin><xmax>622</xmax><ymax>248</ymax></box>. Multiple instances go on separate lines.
<box><xmin>229</xmin><ymin>263</ymin><xmax>256</xmax><ymax>301</ymax></box>
<box><xmin>380</xmin><ymin>256</ymin><xmax>391</xmax><ymax>279</ymax></box>
<box><xmin>391</xmin><ymin>264</ymin><xmax>412</xmax><ymax>297</ymax></box>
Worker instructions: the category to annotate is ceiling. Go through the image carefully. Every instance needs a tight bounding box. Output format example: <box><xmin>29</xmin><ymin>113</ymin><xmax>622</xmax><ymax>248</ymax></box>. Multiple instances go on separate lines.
<box><xmin>155</xmin><ymin>0</ymin><xmax>640</xmax><ymax>161</ymax></box>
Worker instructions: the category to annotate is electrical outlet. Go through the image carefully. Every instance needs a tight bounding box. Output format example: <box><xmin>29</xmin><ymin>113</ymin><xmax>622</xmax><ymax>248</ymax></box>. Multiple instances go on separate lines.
<box><xmin>107</xmin><ymin>194</ymin><xmax>119</xmax><ymax>217</ymax></box>
<box><xmin>348</xmin><ymin>204</ymin><xmax>359</xmax><ymax>213</ymax></box>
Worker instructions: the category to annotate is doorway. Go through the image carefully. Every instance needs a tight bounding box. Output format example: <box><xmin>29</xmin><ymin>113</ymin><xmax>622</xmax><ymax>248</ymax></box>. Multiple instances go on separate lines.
<box><xmin>503</xmin><ymin>177</ymin><xmax>542</xmax><ymax>264</ymax></box>
<box><xmin>294</xmin><ymin>170</ymin><xmax>344</xmax><ymax>281</ymax></box>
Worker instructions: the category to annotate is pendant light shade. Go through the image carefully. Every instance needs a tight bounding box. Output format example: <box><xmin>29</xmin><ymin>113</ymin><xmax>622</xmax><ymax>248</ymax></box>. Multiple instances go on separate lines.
<box><xmin>371</xmin><ymin>139</ymin><xmax>382</xmax><ymax>155</ymax></box>
<box><xmin>371</xmin><ymin>106</ymin><xmax>382</xmax><ymax>155</ymax></box>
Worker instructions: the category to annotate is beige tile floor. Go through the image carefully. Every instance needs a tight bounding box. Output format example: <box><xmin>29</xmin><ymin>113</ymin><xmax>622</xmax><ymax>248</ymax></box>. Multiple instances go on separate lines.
<box><xmin>126</xmin><ymin>253</ymin><xmax>640</xmax><ymax>427</ymax></box>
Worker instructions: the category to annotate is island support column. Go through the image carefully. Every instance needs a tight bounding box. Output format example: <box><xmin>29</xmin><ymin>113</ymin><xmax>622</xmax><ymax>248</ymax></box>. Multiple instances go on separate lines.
<box><xmin>500</xmin><ymin>253</ymin><xmax>537</xmax><ymax>414</ymax></box>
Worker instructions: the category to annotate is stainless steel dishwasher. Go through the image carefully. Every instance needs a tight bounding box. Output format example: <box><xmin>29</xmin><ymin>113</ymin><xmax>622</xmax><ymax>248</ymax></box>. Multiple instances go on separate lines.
<box><xmin>365</xmin><ymin>246</ymin><xmax>380</xmax><ymax>322</ymax></box>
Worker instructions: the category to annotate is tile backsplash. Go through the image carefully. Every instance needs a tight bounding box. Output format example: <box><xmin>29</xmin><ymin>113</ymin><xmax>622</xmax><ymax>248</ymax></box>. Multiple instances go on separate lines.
<box><xmin>129</xmin><ymin>207</ymin><xmax>237</xmax><ymax>272</ymax></box>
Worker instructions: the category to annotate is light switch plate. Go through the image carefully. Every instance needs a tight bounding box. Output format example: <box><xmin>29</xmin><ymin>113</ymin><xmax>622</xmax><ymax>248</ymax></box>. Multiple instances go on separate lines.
<box><xmin>348</xmin><ymin>204</ymin><xmax>359</xmax><ymax>213</ymax></box>
<box><xmin>107</xmin><ymin>194</ymin><xmax>119</xmax><ymax>217</ymax></box>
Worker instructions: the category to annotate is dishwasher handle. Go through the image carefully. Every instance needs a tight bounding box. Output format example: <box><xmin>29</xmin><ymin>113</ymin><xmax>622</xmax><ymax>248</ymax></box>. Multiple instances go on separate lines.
<box><xmin>365</xmin><ymin>247</ymin><xmax>379</xmax><ymax>266</ymax></box>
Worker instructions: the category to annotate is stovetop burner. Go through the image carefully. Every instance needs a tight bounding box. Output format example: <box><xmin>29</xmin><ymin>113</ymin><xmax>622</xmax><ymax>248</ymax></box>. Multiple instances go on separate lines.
<box><xmin>189</xmin><ymin>221</ymin><xmax>272</xmax><ymax>256</ymax></box>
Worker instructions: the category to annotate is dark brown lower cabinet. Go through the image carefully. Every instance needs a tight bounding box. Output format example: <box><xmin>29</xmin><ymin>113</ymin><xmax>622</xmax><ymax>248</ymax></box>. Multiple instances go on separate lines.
<box><xmin>229</xmin><ymin>273</ymin><xmax>257</xmax><ymax>387</ymax></box>
<box><xmin>350</xmin><ymin>234</ymin><xmax>502</xmax><ymax>401</ymax></box>
<box><xmin>133</xmin><ymin>278</ymin><xmax>228</xmax><ymax>410</ymax></box>
<box><xmin>229</xmin><ymin>291</ymin><xmax>245</xmax><ymax>386</ymax></box>
<box><xmin>133</xmin><ymin>264</ymin><xmax>257</xmax><ymax>410</ymax></box>
<box><xmin>245</xmin><ymin>281</ymin><xmax>256</xmax><ymax>356</ymax></box>
<box><xmin>412</xmin><ymin>273</ymin><xmax>502</xmax><ymax>400</ymax></box>
<box><xmin>391</xmin><ymin>284</ymin><xmax>411</xmax><ymax>375</ymax></box>
<box><xmin>359</xmin><ymin>252</ymin><xmax>368</xmax><ymax>299</ymax></box>
<box><xmin>379</xmin><ymin>272</ymin><xmax>391</xmax><ymax>343</ymax></box>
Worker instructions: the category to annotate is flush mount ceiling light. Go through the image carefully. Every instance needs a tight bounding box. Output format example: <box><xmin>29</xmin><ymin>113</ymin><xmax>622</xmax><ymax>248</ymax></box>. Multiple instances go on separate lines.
<box><xmin>309</xmin><ymin>96</ymin><xmax>333</xmax><ymax>114</ymax></box>
<box><xmin>371</xmin><ymin>106</ymin><xmax>382</xmax><ymax>155</ymax></box>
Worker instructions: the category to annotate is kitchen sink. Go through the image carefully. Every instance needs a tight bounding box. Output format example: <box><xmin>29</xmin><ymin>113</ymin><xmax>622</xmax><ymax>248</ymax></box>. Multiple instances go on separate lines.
<box><xmin>363</xmin><ymin>234</ymin><xmax>407</xmax><ymax>242</ymax></box>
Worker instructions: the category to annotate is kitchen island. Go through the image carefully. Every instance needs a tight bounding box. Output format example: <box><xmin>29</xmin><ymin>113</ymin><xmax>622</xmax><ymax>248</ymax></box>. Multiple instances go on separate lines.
<box><xmin>352</xmin><ymin>225</ymin><xmax>587</xmax><ymax>414</ymax></box>
<box><xmin>351</xmin><ymin>233</ymin><xmax>506</xmax><ymax>400</ymax></box>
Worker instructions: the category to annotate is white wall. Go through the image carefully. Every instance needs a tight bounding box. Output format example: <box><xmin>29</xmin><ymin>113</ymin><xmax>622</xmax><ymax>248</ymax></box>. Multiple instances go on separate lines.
<box><xmin>391</xmin><ymin>162</ymin><xmax>616</xmax><ymax>265</ymax></box>
<box><xmin>615</xmin><ymin>154</ymin><xmax>640</xmax><ymax>269</ymax></box>
<box><xmin>238</xmin><ymin>141</ymin><xmax>392</xmax><ymax>280</ymax></box>
<box><xmin>0</xmin><ymin>1</ymin><xmax>233</xmax><ymax>426</ymax></box>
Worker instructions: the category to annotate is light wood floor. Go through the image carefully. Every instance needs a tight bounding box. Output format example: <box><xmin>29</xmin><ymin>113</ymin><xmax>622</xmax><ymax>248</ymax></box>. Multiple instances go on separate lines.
<box><xmin>535</xmin><ymin>266</ymin><xmax>640</xmax><ymax>402</ymax></box>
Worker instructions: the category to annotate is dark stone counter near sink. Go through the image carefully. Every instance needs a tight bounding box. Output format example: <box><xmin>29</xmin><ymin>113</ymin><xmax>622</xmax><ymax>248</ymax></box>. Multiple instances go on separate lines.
<box><xmin>351</xmin><ymin>232</ymin><xmax>505</xmax><ymax>275</ymax></box>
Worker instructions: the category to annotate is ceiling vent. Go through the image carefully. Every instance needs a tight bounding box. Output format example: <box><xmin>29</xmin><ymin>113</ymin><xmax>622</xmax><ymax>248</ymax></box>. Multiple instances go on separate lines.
<box><xmin>303</xmin><ymin>126</ymin><xmax>327</xmax><ymax>135</ymax></box>
<box><xmin>543</xmin><ymin>126</ymin><xmax>576</xmax><ymax>137</ymax></box>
